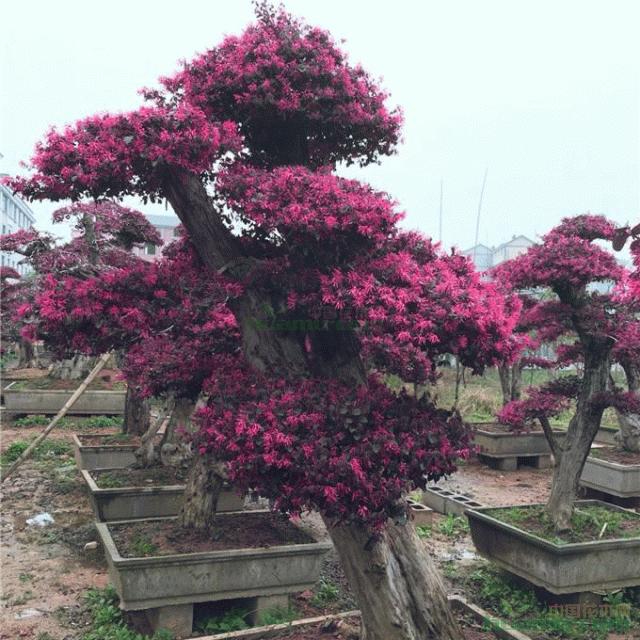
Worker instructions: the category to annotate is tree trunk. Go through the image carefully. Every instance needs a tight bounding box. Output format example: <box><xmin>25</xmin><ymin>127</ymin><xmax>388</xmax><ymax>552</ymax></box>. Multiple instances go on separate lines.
<box><xmin>616</xmin><ymin>361</ymin><xmax>640</xmax><ymax>453</ymax></box>
<box><xmin>162</xmin><ymin>168</ymin><xmax>461</xmax><ymax>637</ymax></box>
<box><xmin>178</xmin><ymin>454</ymin><xmax>225</xmax><ymax>530</ymax></box>
<box><xmin>511</xmin><ymin>362</ymin><xmax>522</xmax><ymax>401</ymax></box>
<box><xmin>498</xmin><ymin>363</ymin><xmax>511</xmax><ymax>406</ymax></box>
<box><xmin>498</xmin><ymin>361</ymin><xmax>522</xmax><ymax>405</ymax></box>
<box><xmin>134</xmin><ymin>401</ymin><xmax>172</xmax><ymax>467</ymax></box>
<box><xmin>122</xmin><ymin>386</ymin><xmax>150</xmax><ymax>435</ymax></box>
<box><xmin>160</xmin><ymin>397</ymin><xmax>195</xmax><ymax>468</ymax></box>
<box><xmin>326</xmin><ymin>516</ymin><xmax>463</xmax><ymax>640</ymax></box>
<box><xmin>546</xmin><ymin>348</ymin><xmax>611</xmax><ymax>531</ymax></box>
<box><xmin>49</xmin><ymin>354</ymin><xmax>97</xmax><ymax>380</ymax></box>
<box><xmin>17</xmin><ymin>340</ymin><xmax>37</xmax><ymax>369</ymax></box>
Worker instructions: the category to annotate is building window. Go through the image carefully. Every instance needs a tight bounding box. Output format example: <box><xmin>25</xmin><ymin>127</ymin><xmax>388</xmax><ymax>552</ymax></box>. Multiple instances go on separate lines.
<box><xmin>145</xmin><ymin>243</ymin><xmax>157</xmax><ymax>256</ymax></box>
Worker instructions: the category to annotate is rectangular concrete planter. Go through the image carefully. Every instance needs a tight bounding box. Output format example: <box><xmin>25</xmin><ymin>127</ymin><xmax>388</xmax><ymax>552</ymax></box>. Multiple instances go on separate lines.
<box><xmin>473</xmin><ymin>423</ymin><xmax>559</xmax><ymax>458</ymax></box>
<box><xmin>82</xmin><ymin>469</ymin><xmax>245</xmax><ymax>521</ymax></box>
<box><xmin>581</xmin><ymin>452</ymin><xmax>640</xmax><ymax>498</ymax></box>
<box><xmin>467</xmin><ymin>500</ymin><xmax>640</xmax><ymax>594</ymax></box>
<box><xmin>422</xmin><ymin>486</ymin><xmax>484</xmax><ymax>516</ymax></box>
<box><xmin>4</xmin><ymin>381</ymin><xmax>125</xmax><ymax>415</ymax></box>
<box><xmin>96</xmin><ymin>514</ymin><xmax>332</xmax><ymax>612</ymax></box>
<box><xmin>73</xmin><ymin>434</ymin><xmax>136</xmax><ymax>471</ymax></box>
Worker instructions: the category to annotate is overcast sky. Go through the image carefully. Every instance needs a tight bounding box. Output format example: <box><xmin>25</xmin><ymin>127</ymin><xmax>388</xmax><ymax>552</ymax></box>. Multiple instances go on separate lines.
<box><xmin>1</xmin><ymin>0</ymin><xmax>638</xmax><ymax>251</ymax></box>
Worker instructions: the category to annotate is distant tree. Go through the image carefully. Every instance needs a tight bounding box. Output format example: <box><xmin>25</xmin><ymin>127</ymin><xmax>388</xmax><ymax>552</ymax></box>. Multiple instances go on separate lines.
<box><xmin>495</xmin><ymin>215</ymin><xmax>640</xmax><ymax>531</ymax></box>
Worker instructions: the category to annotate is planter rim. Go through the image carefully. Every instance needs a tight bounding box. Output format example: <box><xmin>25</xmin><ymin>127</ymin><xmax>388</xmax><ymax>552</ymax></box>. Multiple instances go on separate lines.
<box><xmin>4</xmin><ymin>384</ymin><xmax>126</xmax><ymax>395</ymax></box>
<box><xmin>473</xmin><ymin>425</ymin><xmax>563</xmax><ymax>438</ymax></box>
<box><xmin>96</xmin><ymin>515</ymin><xmax>333</xmax><ymax>567</ymax></box>
<box><xmin>73</xmin><ymin>433</ymin><xmax>137</xmax><ymax>452</ymax></box>
<box><xmin>586</xmin><ymin>452</ymin><xmax>640</xmax><ymax>471</ymax></box>
<box><xmin>81</xmin><ymin>468</ymin><xmax>186</xmax><ymax>495</ymax></box>
<box><xmin>466</xmin><ymin>500</ymin><xmax>640</xmax><ymax>553</ymax></box>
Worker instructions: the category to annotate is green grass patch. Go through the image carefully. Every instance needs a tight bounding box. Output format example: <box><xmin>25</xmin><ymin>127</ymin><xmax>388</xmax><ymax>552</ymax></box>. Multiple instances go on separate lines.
<box><xmin>195</xmin><ymin>607</ymin><xmax>250</xmax><ymax>634</ymax></box>
<box><xmin>465</xmin><ymin>566</ymin><xmax>637</xmax><ymax>640</ymax></box>
<box><xmin>0</xmin><ymin>439</ymin><xmax>72</xmax><ymax>467</ymax></box>
<box><xmin>311</xmin><ymin>578</ymin><xmax>340</xmax><ymax>607</ymax></box>
<box><xmin>437</xmin><ymin>514</ymin><xmax>469</xmax><ymax>539</ymax></box>
<box><xmin>82</xmin><ymin>586</ymin><xmax>173</xmax><ymax>639</ymax></box>
<box><xmin>485</xmin><ymin>504</ymin><xmax>640</xmax><ymax>544</ymax></box>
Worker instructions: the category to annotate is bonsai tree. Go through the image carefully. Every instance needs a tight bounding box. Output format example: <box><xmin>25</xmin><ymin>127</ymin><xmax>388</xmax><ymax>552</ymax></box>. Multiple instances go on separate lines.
<box><xmin>495</xmin><ymin>215</ymin><xmax>640</xmax><ymax>530</ymax></box>
<box><xmin>0</xmin><ymin>201</ymin><xmax>162</xmax><ymax>433</ymax></box>
<box><xmin>6</xmin><ymin>6</ymin><xmax>519</xmax><ymax>638</ymax></box>
<box><xmin>36</xmin><ymin>235</ymin><xmax>240</xmax><ymax>464</ymax></box>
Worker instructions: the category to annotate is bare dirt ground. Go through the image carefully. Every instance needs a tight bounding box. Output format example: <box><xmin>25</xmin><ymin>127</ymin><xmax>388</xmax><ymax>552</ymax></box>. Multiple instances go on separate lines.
<box><xmin>1</xmin><ymin>423</ymin><xmax>112</xmax><ymax>640</ymax></box>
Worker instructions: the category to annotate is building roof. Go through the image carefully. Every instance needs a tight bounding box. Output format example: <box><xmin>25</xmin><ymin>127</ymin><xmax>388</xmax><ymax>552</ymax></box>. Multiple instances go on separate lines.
<box><xmin>493</xmin><ymin>234</ymin><xmax>535</xmax><ymax>253</ymax></box>
<box><xmin>145</xmin><ymin>213</ymin><xmax>180</xmax><ymax>228</ymax></box>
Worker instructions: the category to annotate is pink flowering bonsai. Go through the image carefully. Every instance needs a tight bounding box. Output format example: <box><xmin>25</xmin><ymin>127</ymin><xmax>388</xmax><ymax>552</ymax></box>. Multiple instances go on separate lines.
<box><xmin>6</xmin><ymin>6</ymin><xmax>521</xmax><ymax>638</ymax></box>
<box><xmin>495</xmin><ymin>215</ymin><xmax>640</xmax><ymax>531</ymax></box>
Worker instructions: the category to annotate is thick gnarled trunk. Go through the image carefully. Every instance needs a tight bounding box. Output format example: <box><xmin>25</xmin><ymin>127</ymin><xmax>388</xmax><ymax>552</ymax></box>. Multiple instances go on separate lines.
<box><xmin>49</xmin><ymin>354</ymin><xmax>97</xmax><ymax>380</ymax></box>
<box><xmin>122</xmin><ymin>386</ymin><xmax>150</xmax><ymax>435</ymax></box>
<box><xmin>17</xmin><ymin>340</ymin><xmax>38</xmax><ymax>369</ymax></box>
<box><xmin>498</xmin><ymin>361</ymin><xmax>522</xmax><ymax>405</ymax></box>
<box><xmin>160</xmin><ymin>397</ymin><xmax>196</xmax><ymax>468</ymax></box>
<box><xmin>178</xmin><ymin>454</ymin><xmax>225</xmax><ymax>530</ymax></box>
<box><xmin>617</xmin><ymin>361</ymin><xmax>640</xmax><ymax>453</ymax></box>
<box><xmin>326</xmin><ymin>516</ymin><xmax>463</xmax><ymax>640</ymax></box>
<box><xmin>546</xmin><ymin>349</ymin><xmax>611</xmax><ymax>531</ymax></box>
<box><xmin>163</xmin><ymin>168</ymin><xmax>461</xmax><ymax>637</ymax></box>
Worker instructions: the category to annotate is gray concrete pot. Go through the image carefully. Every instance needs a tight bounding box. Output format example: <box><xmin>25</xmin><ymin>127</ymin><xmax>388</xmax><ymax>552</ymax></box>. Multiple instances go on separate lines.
<box><xmin>4</xmin><ymin>381</ymin><xmax>125</xmax><ymax>415</ymax></box>
<box><xmin>581</xmin><ymin>452</ymin><xmax>640</xmax><ymax>498</ymax></box>
<box><xmin>82</xmin><ymin>469</ymin><xmax>244</xmax><ymax>521</ymax></box>
<box><xmin>473</xmin><ymin>423</ymin><xmax>559</xmax><ymax>457</ymax></box>
<box><xmin>467</xmin><ymin>500</ymin><xmax>640</xmax><ymax>594</ymax></box>
<box><xmin>73</xmin><ymin>434</ymin><xmax>137</xmax><ymax>471</ymax></box>
<box><xmin>96</xmin><ymin>514</ymin><xmax>332</xmax><ymax>612</ymax></box>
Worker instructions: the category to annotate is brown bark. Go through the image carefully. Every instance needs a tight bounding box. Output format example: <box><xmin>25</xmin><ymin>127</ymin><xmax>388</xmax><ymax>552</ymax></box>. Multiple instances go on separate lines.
<box><xmin>161</xmin><ymin>168</ymin><xmax>461</xmax><ymax>637</ymax></box>
<box><xmin>616</xmin><ymin>361</ymin><xmax>640</xmax><ymax>452</ymax></box>
<box><xmin>49</xmin><ymin>354</ymin><xmax>98</xmax><ymax>380</ymax></box>
<box><xmin>546</xmin><ymin>348</ymin><xmax>611</xmax><ymax>531</ymax></box>
<box><xmin>498</xmin><ymin>361</ymin><xmax>522</xmax><ymax>406</ymax></box>
<box><xmin>17</xmin><ymin>340</ymin><xmax>37</xmax><ymax>369</ymax></box>
<box><xmin>134</xmin><ymin>401</ymin><xmax>172</xmax><ymax>467</ymax></box>
<box><xmin>122</xmin><ymin>386</ymin><xmax>150</xmax><ymax>435</ymax></box>
<box><xmin>160</xmin><ymin>397</ymin><xmax>196</xmax><ymax>468</ymax></box>
<box><xmin>178</xmin><ymin>454</ymin><xmax>225</xmax><ymax>531</ymax></box>
<box><xmin>326</xmin><ymin>515</ymin><xmax>463</xmax><ymax>640</ymax></box>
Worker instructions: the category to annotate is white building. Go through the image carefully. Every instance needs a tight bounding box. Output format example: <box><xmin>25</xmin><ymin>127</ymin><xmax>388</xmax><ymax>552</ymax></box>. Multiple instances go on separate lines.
<box><xmin>132</xmin><ymin>213</ymin><xmax>181</xmax><ymax>261</ymax></box>
<box><xmin>463</xmin><ymin>235</ymin><xmax>535</xmax><ymax>271</ymax></box>
<box><xmin>1</xmin><ymin>179</ymin><xmax>36</xmax><ymax>275</ymax></box>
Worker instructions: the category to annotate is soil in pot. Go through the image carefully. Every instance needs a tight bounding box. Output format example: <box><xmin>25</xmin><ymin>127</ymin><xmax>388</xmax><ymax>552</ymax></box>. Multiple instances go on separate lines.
<box><xmin>79</xmin><ymin>433</ymin><xmax>140</xmax><ymax>446</ymax></box>
<box><xmin>11</xmin><ymin>372</ymin><xmax>125</xmax><ymax>391</ymax></box>
<box><xmin>474</xmin><ymin>424</ymin><xmax>543</xmax><ymax>434</ymax></box>
<box><xmin>91</xmin><ymin>466</ymin><xmax>188</xmax><ymax>488</ymax></box>
<box><xmin>589</xmin><ymin>448</ymin><xmax>640</xmax><ymax>465</ymax></box>
<box><xmin>483</xmin><ymin>504</ymin><xmax>640</xmax><ymax>544</ymax></box>
<box><xmin>110</xmin><ymin>512</ymin><xmax>315</xmax><ymax>556</ymax></box>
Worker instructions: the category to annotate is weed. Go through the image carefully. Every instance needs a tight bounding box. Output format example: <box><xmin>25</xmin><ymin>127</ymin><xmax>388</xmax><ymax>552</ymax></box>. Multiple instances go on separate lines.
<box><xmin>14</xmin><ymin>414</ymin><xmax>50</xmax><ymax>427</ymax></box>
<box><xmin>195</xmin><ymin>607</ymin><xmax>250</xmax><ymax>634</ymax></box>
<box><xmin>259</xmin><ymin>605</ymin><xmax>298</xmax><ymax>625</ymax></box>
<box><xmin>416</xmin><ymin>525</ymin><xmax>432</xmax><ymax>539</ymax></box>
<box><xmin>18</xmin><ymin>572</ymin><xmax>33</xmax><ymax>583</ymax></box>
<box><xmin>11</xmin><ymin>590</ymin><xmax>34</xmax><ymax>605</ymax></box>
<box><xmin>0</xmin><ymin>439</ymin><xmax>72</xmax><ymax>467</ymax></box>
<box><xmin>311</xmin><ymin>579</ymin><xmax>340</xmax><ymax>607</ymax></box>
<box><xmin>438</xmin><ymin>514</ymin><xmax>469</xmax><ymax>538</ymax></box>
<box><xmin>129</xmin><ymin>534</ymin><xmax>158</xmax><ymax>557</ymax></box>
<box><xmin>95</xmin><ymin>472</ymin><xmax>127</xmax><ymax>488</ymax></box>
<box><xmin>83</xmin><ymin>415</ymin><xmax>123</xmax><ymax>429</ymax></box>
<box><xmin>82</xmin><ymin>586</ymin><xmax>173</xmax><ymax>639</ymax></box>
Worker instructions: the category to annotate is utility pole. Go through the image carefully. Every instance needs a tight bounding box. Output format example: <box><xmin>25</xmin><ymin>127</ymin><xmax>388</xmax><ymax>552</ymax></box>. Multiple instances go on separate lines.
<box><xmin>472</xmin><ymin>167</ymin><xmax>488</xmax><ymax>263</ymax></box>
<box><xmin>439</xmin><ymin>179</ymin><xmax>443</xmax><ymax>244</ymax></box>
